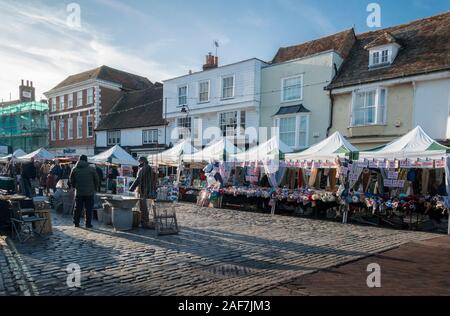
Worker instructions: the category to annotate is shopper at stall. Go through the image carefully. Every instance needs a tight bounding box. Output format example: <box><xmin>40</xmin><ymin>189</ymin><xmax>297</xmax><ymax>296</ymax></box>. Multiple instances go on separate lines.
<box><xmin>21</xmin><ymin>157</ymin><xmax>37</xmax><ymax>197</ymax></box>
<box><xmin>47</xmin><ymin>160</ymin><xmax>62</xmax><ymax>193</ymax></box>
<box><xmin>69</xmin><ymin>155</ymin><xmax>99</xmax><ymax>228</ymax></box>
<box><xmin>40</xmin><ymin>160</ymin><xmax>51</xmax><ymax>195</ymax></box>
<box><xmin>129</xmin><ymin>157</ymin><xmax>153</xmax><ymax>228</ymax></box>
<box><xmin>108</xmin><ymin>165</ymin><xmax>120</xmax><ymax>194</ymax></box>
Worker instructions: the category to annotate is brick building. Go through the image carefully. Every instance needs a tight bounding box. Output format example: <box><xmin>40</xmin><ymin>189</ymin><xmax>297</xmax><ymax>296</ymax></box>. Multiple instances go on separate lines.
<box><xmin>44</xmin><ymin>66</ymin><xmax>153</xmax><ymax>156</ymax></box>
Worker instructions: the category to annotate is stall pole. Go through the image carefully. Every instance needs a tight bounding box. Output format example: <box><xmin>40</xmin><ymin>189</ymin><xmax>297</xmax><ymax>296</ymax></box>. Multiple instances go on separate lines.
<box><xmin>342</xmin><ymin>204</ymin><xmax>349</xmax><ymax>224</ymax></box>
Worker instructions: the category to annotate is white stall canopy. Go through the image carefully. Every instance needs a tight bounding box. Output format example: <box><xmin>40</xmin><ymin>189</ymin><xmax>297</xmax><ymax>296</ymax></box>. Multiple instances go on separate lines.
<box><xmin>89</xmin><ymin>145</ymin><xmax>138</xmax><ymax>166</ymax></box>
<box><xmin>285</xmin><ymin>132</ymin><xmax>359</xmax><ymax>162</ymax></box>
<box><xmin>359</xmin><ymin>126</ymin><xmax>450</xmax><ymax>161</ymax></box>
<box><xmin>231</xmin><ymin>137</ymin><xmax>292</xmax><ymax>163</ymax></box>
<box><xmin>182</xmin><ymin>138</ymin><xmax>241</xmax><ymax>164</ymax></box>
<box><xmin>18</xmin><ymin>148</ymin><xmax>54</xmax><ymax>162</ymax></box>
<box><xmin>0</xmin><ymin>149</ymin><xmax>27</xmax><ymax>162</ymax></box>
<box><xmin>148</xmin><ymin>140</ymin><xmax>198</xmax><ymax>166</ymax></box>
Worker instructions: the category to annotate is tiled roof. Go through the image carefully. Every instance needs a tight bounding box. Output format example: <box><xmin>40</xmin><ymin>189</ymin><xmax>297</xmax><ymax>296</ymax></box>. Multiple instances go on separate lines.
<box><xmin>274</xmin><ymin>104</ymin><xmax>311</xmax><ymax>116</ymax></box>
<box><xmin>96</xmin><ymin>83</ymin><xmax>166</xmax><ymax>131</ymax></box>
<box><xmin>364</xmin><ymin>32</ymin><xmax>400</xmax><ymax>50</ymax></box>
<box><xmin>48</xmin><ymin>65</ymin><xmax>153</xmax><ymax>92</ymax></box>
<box><xmin>272</xmin><ymin>29</ymin><xmax>356</xmax><ymax>63</ymax></box>
<box><xmin>328</xmin><ymin>12</ymin><xmax>450</xmax><ymax>89</ymax></box>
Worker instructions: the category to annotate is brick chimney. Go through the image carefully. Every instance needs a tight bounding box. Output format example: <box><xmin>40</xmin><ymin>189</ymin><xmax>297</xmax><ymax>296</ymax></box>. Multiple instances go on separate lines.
<box><xmin>19</xmin><ymin>79</ymin><xmax>36</xmax><ymax>102</ymax></box>
<box><xmin>202</xmin><ymin>52</ymin><xmax>218</xmax><ymax>71</ymax></box>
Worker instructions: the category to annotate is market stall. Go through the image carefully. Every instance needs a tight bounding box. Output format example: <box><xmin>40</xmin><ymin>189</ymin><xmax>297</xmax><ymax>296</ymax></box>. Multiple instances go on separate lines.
<box><xmin>89</xmin><ymin>145</ymin><xmax>138</xmax><ymax>195</ymax></box>
<box><xmin>148</xmin><ymin>140</ymin><xmax>198</xmax><ymax>167</ymax></box>
<box><xmin>176</xmin><ymin>138</ymin><xmax>241</xmax><ymax>204</ymax></box>
<box><xmin>17</xmin><ymin>148</ymin><xmax>55</xmax><ymax>162</ymax></box>
<box><xmin>0</xmin><ymin>149</ymin><xmax>27</xmax><ymax>163</ymax></box>
<box><xmin>355</xmin><ymin>126</ymin><xmax>450</xmax><ymax>233</ymax></box>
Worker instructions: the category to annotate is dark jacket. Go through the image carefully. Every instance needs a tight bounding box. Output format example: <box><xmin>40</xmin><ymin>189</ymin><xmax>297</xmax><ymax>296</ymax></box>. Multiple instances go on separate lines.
<box><xmin>69</xmin><ymin>161</ymin><xmax>99</xmax><ymax>197</ymax></box>
<box><xmin>50</xmin><ymin>164</ymin><xmax>63</xmax><ymax>180</ymax></box>
<box><xmin>130</xmin><ymin>163</ymin><xmax>153</xmax><ymax>198</ymax></box>
<box><xmin>21</xmin><ymin>162</ymin><xmax>37</xmax><ymax>180</ymax></box>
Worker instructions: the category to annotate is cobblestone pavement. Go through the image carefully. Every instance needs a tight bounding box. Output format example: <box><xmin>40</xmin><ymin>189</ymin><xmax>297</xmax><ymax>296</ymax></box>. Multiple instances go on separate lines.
<box><xmin>0</xmin><ymin>203</ymin><xmax>438</xmax><ymax>296</ymax></box>
<box><xmin>262</xmin><ymin>236</ymin><xmax>450</xmax><ymax>296</ymax></box>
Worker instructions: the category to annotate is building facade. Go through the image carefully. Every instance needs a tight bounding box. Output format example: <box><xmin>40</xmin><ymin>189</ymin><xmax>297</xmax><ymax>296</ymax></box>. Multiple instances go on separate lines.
<box><xmin>44</xmin><ymin>65</ymin><xmax>153</xmax><ymax>157</ymax></box>
<box><xmin>0</xmin><ymin>80</ymin><xmax>49</xmax><ymax>153</ymax></box>
<box><xmin>163</xmin><ymin>55</ymin><xmax>267</xmax><ymax>149</ymax></box>
<box><xmin>95</xmin><ymin>84</ymin><xmax>167</xmax><ymax>157</ymax></box>
<box><xmin>328</xmin><ymin>12</ymin><xmax>450</xmax><ymax>149</ymax></box>
<box><xmin>260</xmin><ymin>29</ymin><xmax>355</xmax><ymax>151</ymax></box>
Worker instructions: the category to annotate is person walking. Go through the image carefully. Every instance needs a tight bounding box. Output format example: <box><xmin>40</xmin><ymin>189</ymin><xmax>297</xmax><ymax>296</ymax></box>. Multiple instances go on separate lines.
<box><xmin>69</xmin><ymin>155</ymin><xmax>99</xmax><ymax>228</ymax></box>
<box><xmin>48</xmin><ymin>160</ymin><xmax>62</xmax><ymax>193</ymax></box>
<box><xmin>21</xmin><ymin>158</ymin><xmax>37</xmax><ymax>197</ymax></box>
<box><xmin>129</xmin><ymin>157</ymin><xmax>153</xmax><ymax>228</ymax></box>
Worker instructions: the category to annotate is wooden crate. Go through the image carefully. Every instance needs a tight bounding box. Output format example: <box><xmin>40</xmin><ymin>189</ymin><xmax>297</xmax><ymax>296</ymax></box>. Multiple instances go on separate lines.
<box><xmin>34</xmin><ymin>210</ymin><xmax>53</xmax><ymax>235</ymax></box>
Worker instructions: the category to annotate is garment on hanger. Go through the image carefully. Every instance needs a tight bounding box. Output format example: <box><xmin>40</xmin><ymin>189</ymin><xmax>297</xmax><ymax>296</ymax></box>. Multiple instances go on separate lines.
<box><xmin>309</xmin><ymin>168</ymin><xmax>318</xmax><ymax>188</ymax></box>
<box><xmin>328</xmin><ymin>169</ymin><xmax>337</xmax><ymax>191</ymax></box>
<box><xmin>421</xmin><ymin>169</ymin><xmax>430</xmax><ymax>195</ymax></box>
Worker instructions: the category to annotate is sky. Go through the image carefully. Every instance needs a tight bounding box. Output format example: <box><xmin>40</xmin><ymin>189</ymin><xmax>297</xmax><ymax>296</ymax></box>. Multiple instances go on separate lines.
<box><xmin>0</xmin><ymin>0</ymin><xmax>449</xmax><ymax>102</ymax></box>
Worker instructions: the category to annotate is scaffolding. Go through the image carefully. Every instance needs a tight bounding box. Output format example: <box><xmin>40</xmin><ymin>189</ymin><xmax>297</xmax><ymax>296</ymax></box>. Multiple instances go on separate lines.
<box><xmin>0</xmin><ymin>101</ymin><xmax>49</xmax><ymax>153</ymax></box>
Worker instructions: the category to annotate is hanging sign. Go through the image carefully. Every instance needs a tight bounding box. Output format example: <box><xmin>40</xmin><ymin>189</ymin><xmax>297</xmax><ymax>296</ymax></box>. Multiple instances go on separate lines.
<box><xmin>368</xmin><ymin>160</ymin><xmax>379</xmax><ymax>168</ymax></box>
<box><xmin>356</xmin><ymin>160</ymin><xmax>368</xmax><ymax>168</ymax></box>
<box><xmin>399</xmin><ymin>159</ymin><xmax>412</xmax><ymax>168</ymax></box>
<box><xmin>388</xmin><ymin>171</ymin><xmax>399</xmax><ymax>179</ymax></box>
<box><xmin>385</xmin><ymin>160</ymin><xmax>398</xmax><ymax>169</ymax></box>
<box><xmin>384</xmin><ymin>179</ymin><xmax>406</xmax><ymax>188</ymax></box>
<box><xmin>435</xmin><ymin>159</ymin><xmax>446</xmax><ymax>169</ymax></box>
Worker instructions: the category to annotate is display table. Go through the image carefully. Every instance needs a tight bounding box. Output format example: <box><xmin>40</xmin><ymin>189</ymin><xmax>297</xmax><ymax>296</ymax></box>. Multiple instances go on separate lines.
<box><xmin>99</xmin><ymin>194</ymin><xmax>139</xmax><ymax>231</ymax></box>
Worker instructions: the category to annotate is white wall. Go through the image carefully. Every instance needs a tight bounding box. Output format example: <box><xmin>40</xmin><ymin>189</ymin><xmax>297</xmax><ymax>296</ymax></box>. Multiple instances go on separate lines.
<box><xmin>96</xmin><ymin>126</ymin><xmax>165</xmax><ymax>147</ymax></box>
<box><xmin>413</xmin><ymin>78</ymin><xmax>450</xmax><ymax>140</ymax></box>
<box><xmin>164</xmin><ymin>58</ymin><xmax>266</xmax><ymax>118</ymax></box>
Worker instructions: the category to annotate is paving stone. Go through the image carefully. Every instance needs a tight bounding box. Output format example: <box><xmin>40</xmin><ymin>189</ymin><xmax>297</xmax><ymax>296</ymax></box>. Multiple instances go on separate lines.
<box><xmin>1</xmin><ymin>203</ymin><xmax>437</xmax><ymax>296</ymax></box>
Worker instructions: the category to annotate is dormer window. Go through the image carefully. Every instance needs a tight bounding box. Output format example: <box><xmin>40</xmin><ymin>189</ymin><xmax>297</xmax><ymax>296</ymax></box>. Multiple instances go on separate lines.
<box><xmin>365</xmin><ymin>32</ymin><xmax>401</xmax><ymax>69</ymax></box>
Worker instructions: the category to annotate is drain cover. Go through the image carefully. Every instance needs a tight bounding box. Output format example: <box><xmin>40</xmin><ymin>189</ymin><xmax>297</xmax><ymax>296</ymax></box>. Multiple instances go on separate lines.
<box><xmin>203</xmin><ymin>264</ymin><xmax>254</xmax><ymax>278</ymax></box>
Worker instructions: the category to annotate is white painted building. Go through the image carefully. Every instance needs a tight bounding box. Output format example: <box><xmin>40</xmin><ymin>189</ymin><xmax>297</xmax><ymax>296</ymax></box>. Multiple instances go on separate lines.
<box><xmin>163</xmin><ymin>55</ymin><xmax>268</xmax><ymax>148</ymax></box>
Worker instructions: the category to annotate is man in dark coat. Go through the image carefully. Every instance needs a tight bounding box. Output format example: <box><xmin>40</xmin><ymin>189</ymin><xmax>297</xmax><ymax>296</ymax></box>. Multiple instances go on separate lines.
<box><xmin>69</xmin><ymin>155</ymin><xmax>99</xmax><ymax>228</ymax></box>
<box><xmin>129</xmin><ymin>157</ymin><xmax>153</xmax><ymax>228</ymax></box>
<box><xmin>21</xmin><ymin>157</ymin><xmax>37</xmax><ymax>197</ymax></box>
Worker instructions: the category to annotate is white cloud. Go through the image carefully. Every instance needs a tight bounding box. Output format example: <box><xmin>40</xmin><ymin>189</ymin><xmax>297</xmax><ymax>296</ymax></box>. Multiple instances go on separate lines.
<box><xmin>0</xmin><ymin>0</ymin><xmax>176</xmax><ymax>101</ymax></box>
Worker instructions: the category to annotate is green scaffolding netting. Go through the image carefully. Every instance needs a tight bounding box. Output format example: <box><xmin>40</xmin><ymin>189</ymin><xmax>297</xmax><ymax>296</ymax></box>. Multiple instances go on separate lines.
<box><xmin>0</xmin><ymin>101</ymin><xmax>49</xmax><ymax>138</ymax></box>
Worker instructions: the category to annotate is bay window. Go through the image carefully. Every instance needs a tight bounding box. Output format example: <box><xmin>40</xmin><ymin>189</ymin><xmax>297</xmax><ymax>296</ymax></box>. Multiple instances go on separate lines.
<box><xmin>274</xmin><ymin>114</ymin><xmax>309</xmax><ymax>149</ymax></box>
<box><xmin>51</xmin><ymin>98</ymin><xmax>56</xmax><ymax>112</ymax></box>
<box><xmin>352</xmin><ymin>87</ymin><xmax>387</xmax><ymax>126</ymax></box>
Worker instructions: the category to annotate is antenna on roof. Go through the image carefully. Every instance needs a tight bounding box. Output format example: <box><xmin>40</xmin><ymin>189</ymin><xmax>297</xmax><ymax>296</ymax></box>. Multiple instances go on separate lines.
<box><xmin>213</xmin><ymin>40</ymin><xmax>219</xmax><ymax>58</ymax></box>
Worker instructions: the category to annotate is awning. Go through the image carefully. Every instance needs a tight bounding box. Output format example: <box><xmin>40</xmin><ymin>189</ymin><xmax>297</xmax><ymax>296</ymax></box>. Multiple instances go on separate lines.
<box><xmin>89</xmin><ymin>145</ymin><xmax>138</xmax><ymax>166</ymax></box>
<box><xmin>285</xmin><ymin>132</ymin><xmax>359</xmax><ymax>162</ymax></box>
<box><xmin>359</xmin><ymin>126</ymin><xmax>450</xmax><ymax>161</ymax></box>
<box><xmin>182</xmin><ymin>138</ymin><xmax>241</xmax><ymax>164</ymax></box>
<box><xmin>231</xmin><ymin>137</ymin><xmax>292</xmax><ymax>162</ymax></box>
<box><xmin>148</xmin><ymin>140</ymin><xmax>198</xmax><ymax>166</ymax></box>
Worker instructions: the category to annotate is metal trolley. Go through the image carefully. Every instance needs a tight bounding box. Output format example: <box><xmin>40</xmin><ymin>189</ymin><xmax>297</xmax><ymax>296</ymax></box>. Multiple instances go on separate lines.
<box><xmin>150</xmin><ymin>200</ymin><xmax>179</xmax><ymax>236</ymax></box>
